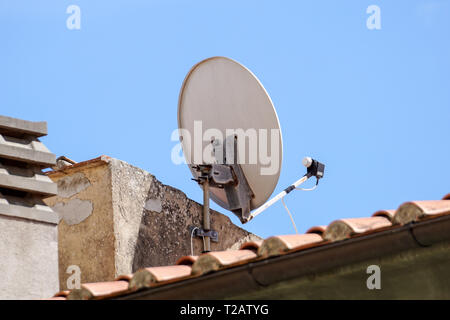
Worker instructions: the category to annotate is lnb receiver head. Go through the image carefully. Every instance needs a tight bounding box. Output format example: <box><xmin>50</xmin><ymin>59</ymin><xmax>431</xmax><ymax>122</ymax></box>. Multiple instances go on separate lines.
<box><xmin>302</xmin><ymin>157</ymin><xmax>325</xmax><ymax>180</ymax></box>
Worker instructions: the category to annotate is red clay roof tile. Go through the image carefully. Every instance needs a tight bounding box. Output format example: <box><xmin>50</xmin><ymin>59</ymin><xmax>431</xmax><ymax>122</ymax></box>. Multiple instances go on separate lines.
<box><xmin>191</xmin><ymin>250</ymin><xmax>258</xmax><ymax>275</ymax></box>
<box><xmin>372</xmin><ymin>209</ymin><xmax>396</xmax><ymax>220</ymax></box>
<box><xmin>258</xmin><ymin>234</ymin><xmax>324</xmax><ymax>258</ymax></box>
<box><xmin>393</xmin><ymin>200</ymin><xmax>450</xmax><ymax>225</ymax></box>
<box><xmin>324</xmin><ymin>216</ymin><xmax>392</xmax><ymax>242</ymax></box>
<box><xmin>115</xmin><ymin>274</ymin><xmax>133</xmax><ymax>281</ymax></box>
<box><xmin>67</xmin><ymin>280</ymin><xmax>129</xmax><ymax>300</ymax></box>
<box><xmin>45</xmin><ymin>290</ymin><xmax>70</xmax><ymax>300</ymax></box>
<box><xmin>48</xmin><ymin>177</ymin><xmax>450</xmax><ymax>301</ymax></box>
<box><xmin>47</xmin><ymin>297</ymin><xmax>67</xmax><ymax>300</ymax></box>
<box><xmin>176</xmin><ymin>255</ymin><xmax>198</xmax><ymax>266</ymax></box>
<box><xmin>53</xmin><ymin>290</ymin><xmax>70</xmax><ymax>298</ymax></box>
<box><xmin>239</xmin><ymin>240</ymin><xmax>263</xmax><ymax>252</ymax></box>
<box><xmin>306</xmin><ymin>225</ymin><xmax>327</xmax><ymax>235</ymax></box>
<box><xmin>128</xmin><ymin>265</ymin><xmax>192</xmax><ymax>291</ymax></box>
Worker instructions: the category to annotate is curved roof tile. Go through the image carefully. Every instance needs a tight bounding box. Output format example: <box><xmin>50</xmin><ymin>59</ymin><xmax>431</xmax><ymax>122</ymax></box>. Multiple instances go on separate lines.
<box><xmin>324</xmin><ymin>216</ymin><xmax>392</xmax><ymax>242</ymax></box>
<box><xmin>372</xmin><ymin>209</ymin><xmax>396</xmax><ymax>220</ymax></box>
<box><xmin>239</xmin><ymin>240</ymin><xmax>263</xmax><ymax>252</ymax></box>
<box><xmin>176</xmin><ymin>255</ymin><xmax>198</xmax><ymax>266</ymax></box>
<box><xmin>129</xmin><ymin>265</ymin><xmax>192</xmax><ymax>291</ymax></box>
<box><xmin>305</xmin><ymin>225</ymin><xmax>327</xmax><ymax>236</ymax></box>
<box><xmin>393</xmin><ymin>200</ymin><xmax>450</xmax><ymax>225</ymax></box>
<box><xmin>258</xmin><ymin>234</ymin><xmax>324</xmax><ymax>258</ymax></box>
<box><xmin>51</xmin><ymin>192</ymin><xmax>450</xmax><ymax>300</ymax></box>
<box><xmin>191</xmin><ymin>250</ymin><xmax>257</xmax><ymax>275</ymax></box>
<box><xmin>67</xmin><ymin>280</ymin><xmax>129</xmax><ymax>300</ymax></box>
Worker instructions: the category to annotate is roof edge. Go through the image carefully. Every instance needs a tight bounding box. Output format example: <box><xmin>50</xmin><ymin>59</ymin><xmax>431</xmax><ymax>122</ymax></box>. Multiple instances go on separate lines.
<box><xmin>116</xmin><ymin>214</ymin><xmax>450</xmax><ymax>300</ymax></box>
<box><xmin>45</xmin><ymin>155</ymin><xmax>111</xmax><ymax>177</ymax></box>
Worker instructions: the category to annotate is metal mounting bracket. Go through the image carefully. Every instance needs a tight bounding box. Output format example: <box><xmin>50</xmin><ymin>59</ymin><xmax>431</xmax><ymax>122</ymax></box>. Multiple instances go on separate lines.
<box><xmin>189</xmin><ymin>226</ymin><xmax>219</xmax><ymax>243</ymax></box>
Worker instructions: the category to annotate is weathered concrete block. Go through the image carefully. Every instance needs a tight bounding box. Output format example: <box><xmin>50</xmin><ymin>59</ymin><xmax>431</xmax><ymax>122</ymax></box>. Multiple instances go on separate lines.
<box><xmin>0</xmin><ymin>161</ymin><xmax>57</xmax><ymax>196</ymax></box>
<box><xmin>0</xmin><ymin>193</ymin><xmax>59</xmax><ymax>224</ymax></box>
<box><xmin>45</xmin><ymin>156</ymin><xmax>261</xmax><ymax>290</ymax></box>
<box><xmin>0</xmin><ymin>134</ymin><xmax>56</xmax><ymax>167</ymax></box>
<box><xmin>0</xmin><ymin>115</ymin><xmax>47</xmax><ymax>137</ymax></box>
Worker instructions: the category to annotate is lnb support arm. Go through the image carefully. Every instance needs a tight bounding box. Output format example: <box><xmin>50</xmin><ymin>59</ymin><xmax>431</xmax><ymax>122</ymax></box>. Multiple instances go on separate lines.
<box><xmin>245</xmin><ymin>157</ymin><xmax>325</xmax><ymax>223</ymax></box>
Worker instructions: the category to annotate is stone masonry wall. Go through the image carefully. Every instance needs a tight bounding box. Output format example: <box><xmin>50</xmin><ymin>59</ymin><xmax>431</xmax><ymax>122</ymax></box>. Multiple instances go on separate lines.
<box><xmin>45</xmin><ymin>156</ymin><xmax>260</xmax><ymax>290</ymax></box>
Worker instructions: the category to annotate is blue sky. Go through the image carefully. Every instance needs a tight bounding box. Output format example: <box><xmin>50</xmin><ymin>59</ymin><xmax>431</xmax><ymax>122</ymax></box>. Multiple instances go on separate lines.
<box><xmin>1</xmin><ymin>1</ymin><xmax>449</xmax><ymax>238</ymax></box>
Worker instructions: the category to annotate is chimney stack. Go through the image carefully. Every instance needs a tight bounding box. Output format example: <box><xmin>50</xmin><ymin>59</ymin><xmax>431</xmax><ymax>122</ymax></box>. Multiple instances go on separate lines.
<box><xmin>0</xmin><ymin>115</ymin><xmax>59</xmax><ymax>299</ymax></box>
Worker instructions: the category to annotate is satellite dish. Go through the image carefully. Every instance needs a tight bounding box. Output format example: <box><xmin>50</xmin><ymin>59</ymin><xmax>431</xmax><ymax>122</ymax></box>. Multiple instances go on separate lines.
<box><xmin>178</xmin><ymin>56</ymin><xmax>283</xmax><ymax>219</ymax></box>
<box><xmin>177</xmin><ymin>56</ymin><xmax>325</xmax><ymax>252</ymax></box>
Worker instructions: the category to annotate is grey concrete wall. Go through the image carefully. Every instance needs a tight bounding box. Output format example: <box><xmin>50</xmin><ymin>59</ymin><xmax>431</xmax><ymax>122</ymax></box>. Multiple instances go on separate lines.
<box><xmin>0</xmin><ymin>216</ymin><xmax>58</xmax><ymax>300</ymax></box>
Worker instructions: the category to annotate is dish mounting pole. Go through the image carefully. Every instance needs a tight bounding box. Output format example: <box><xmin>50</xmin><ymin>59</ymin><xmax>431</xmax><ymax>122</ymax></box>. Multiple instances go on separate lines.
<box><xmin>202</xmin><ymin>178</ymin><xmax>211</xmax><ymax>252</ymax></box>
<box><xmin>190</xmin><ymin>137</ymin><xmax>255</xmax><ymax>251</ymax></box>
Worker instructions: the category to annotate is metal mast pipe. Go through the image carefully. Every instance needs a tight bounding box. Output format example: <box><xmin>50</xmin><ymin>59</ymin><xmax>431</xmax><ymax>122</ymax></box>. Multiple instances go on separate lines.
<box><xmin>203</xmin><ymin>179</ymin><xmax>211</xmax><ymax>252</ymax></box>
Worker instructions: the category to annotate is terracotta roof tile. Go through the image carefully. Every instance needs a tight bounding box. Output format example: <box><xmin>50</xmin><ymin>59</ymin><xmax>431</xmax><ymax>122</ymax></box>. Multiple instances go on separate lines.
<box><xmin>129</xmin><ymin>265</ymin><xmax>192</xmax><ymax>291</ymax></box>
<box><xmin>47</xmin><ymin>296</ymin><xmax>67</xmax><ymax>300</ymax></box>
<box><xmin>324</xmin><ymin>216</ymin><xmax>392</xmax><ymax>242</ymax></box>
<box><xmin>176</xmin><ymin>255</ymin><xmax>198</xmax><ymax>266</ymax></box>
<box><xmin>239</xmin><ymin>240</ymin><xmax>263</xmax><ymax>252</ymax></box>
<box><xmin>115</xmin><ymin>274</ymin><xmax>133</xmax><ymax>281</ymax></box>
<box><xmin>393</xmin><ymin>200</ymin><xmax>450</xmax><ymax>225</ymax></box>
<box><xmin>49</xmin><ymin>187</ymin><xmax>450</xmax><ymax>300</ymax></box>
<box><xmin>306</xmin><ymin>225</ymin><xmax>327</xmax><ymax>236</ymax></box>
<box><xmin>191</xmin><ymin>250</ymin><xmax>257</xmax><ymax>275</ymax></box>
<box><xmin>45</xmin><ymin>290</ymin><xmax>70</xmax><ymax>300</ymax></box>
<box><xmin>67</xmin><ymin>280</ymin><xmax>129</xmax><ymax>300</ymax></box>
<box><xmin>258</xmin><ymin>234</ymin><xmax>324</xmax><ymax>258</ymax></box>
<box><xmin>372</xmin><ymin>209</ymin><xmax>396</xmax><ymax>220</ymax></box>
<box><xmin>53</xmin><ymin>290</ymin><xmax>70</xmax><ymax>298</ymax></box>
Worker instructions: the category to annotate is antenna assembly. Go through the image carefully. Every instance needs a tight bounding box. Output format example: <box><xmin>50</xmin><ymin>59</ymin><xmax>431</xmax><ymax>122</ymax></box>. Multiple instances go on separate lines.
<box><xmin>178</xmin><ymin>57</ymin><xmax>325</xmax><ymax>253</ymax></box>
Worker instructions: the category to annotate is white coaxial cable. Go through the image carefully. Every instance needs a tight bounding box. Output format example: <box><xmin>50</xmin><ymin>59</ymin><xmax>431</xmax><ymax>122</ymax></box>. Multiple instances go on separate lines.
<box><xmin>190</xmin><ymin>227</ymin><xmax>199</xmax><ymax>256</ymax></box>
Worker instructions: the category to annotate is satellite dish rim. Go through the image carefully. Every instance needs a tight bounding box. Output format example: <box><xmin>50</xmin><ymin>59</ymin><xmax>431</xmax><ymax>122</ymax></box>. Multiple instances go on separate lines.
<box><xmin>177</xmin><ymin>56</ymin><xmax>283</xmax><ymax>213</ymax></box>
